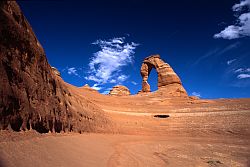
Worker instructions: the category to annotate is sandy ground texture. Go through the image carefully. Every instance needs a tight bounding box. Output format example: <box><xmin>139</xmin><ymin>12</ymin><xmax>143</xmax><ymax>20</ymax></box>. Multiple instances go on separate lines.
<box><xmin>1</xmin><ymin>131</ymin><xmax>250</xmax><ymax>167</ymax></box>
<box><xmin>1</xmin><ymin>107</ymin><xmax>250</xmax><ymax>167</ymax></box>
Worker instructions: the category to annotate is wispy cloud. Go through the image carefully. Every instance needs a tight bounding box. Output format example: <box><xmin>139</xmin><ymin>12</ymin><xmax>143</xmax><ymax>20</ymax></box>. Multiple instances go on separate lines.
<box><xmin>192</xmin><ymin>48</ymin><xmax>219</xmax><ymax>66</ymax></box>
<box><xmin>222</xmin><ymin>52</ymin><xmax>250</xmax><ymax>87</ymax></box>
<box><xmin>235</xmin><ymin>67</ymin><xmax>250</xmax><ymax>79</ymax></box>
<box><xmin>67</xmin><ymin>67</ymin><xmax>78</xmax><ymax>76</ymax></box>
<box><xmin>234</xmin><ymin>68</ymin><xmax>250</xmax><ymax>73</ymax></box>
<box><xmin>61</xmin><ymin>67</ymin><xmax>81</xmax><ymax>77</ymax></box>
<box><xmin>85</xmin><ymin>37</ymin><xmax>139</xmax><ymax>84</ymax></box>
<box><xmin>191</xmin><ymin>92</ymin><xmax>201</xmax><ymax>97</ymax></box>
<box><xmin>227</xmin><ymin>59</ymin><xmax>237</xmax><ymax>65</ymax></box>
<box><xmin>217</xmin><ymin>42</ymin><xmax>240</xmax><ymax>56</ymax></box>
<box><xmin>60</xmin><ymin>66</ymin><xmax>84</xmax><ymax>78</ymax></box>
<box><xmin>91</xmin><ymin>83</ymin><xmax>102</xmax><ymax>90</ymax></box>
<box><xmin>192</xmin><ymin>42</ymin><xmax>240</xmax><ymax>66</ymax></box>
<box><xmin>214</xmin><ymin>0</ymin><xmax>250</xmax><ymax>39</ymax></box>
<box><xmin>131</xmin><ymin>81</ymin><xmax>138</xmax><ymax>85</ymax></box>
<box><xmin>117</xmin><ymin>75</ymin><xmax>128</xmax><ymax>82</ymax></box>
<box><xmin>109</xmin><ymin>79</ymin><xmax>116</xmax><ymax>83</ymax></box>
<box><xmin>237</xmin><ymin>74</ymin><xmax>250</xmax><ymax>79</ymax></box>
<box><xmin>235</xmin><ymin>68</ymin><xmax>244</xmax><ymax>73</ymax></box>
<box><xmin>107</xmin><ymin>74</ymin><xmax>129</xmax><ymax>84</ymax></box>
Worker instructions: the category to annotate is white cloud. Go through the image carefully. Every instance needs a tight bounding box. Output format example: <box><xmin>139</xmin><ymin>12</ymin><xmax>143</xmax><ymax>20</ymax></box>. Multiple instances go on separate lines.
<box><xmin>131</xmin><ymin>81</ymin><xmax>138</xmax><ymax>85</ymax></box>
<box><xmin>234</xmin><ymin>67</ymin><xmax>250</xmax><ymax>79</ymax></box>
<box><xmin>232</xmin><ymin>0</ymin><xmax>250</xmax><ymax>11</ymax></box>
<box><xmin>109</xmin><ymin>79</ymin><xmax>117</xmax><ymax>83</ymax></box>
<box><xmin>67</xmin><ymin>67</ymin><xmax>79</xmax><ymax>76</ymax></box>
<box><xmin>237</xmin><ymin>74</ymin><xmax>250</xmax><ymax>79</ymax></box>
<box><xmin>84</xmin><ymin>75</ymin><xmax>101</xmax><ymax>83</ymax></box>
<box><xmin>85</xmin><ymin>37</ymin><xmax>138</xmax><ymax>84</ymax></box>
<box><xmin>214</xmin><ymin>26</ymin><xmax>242</xmax><ymax>39</ymax></box>
<box><xmin>234</xmin><ymin>68</ymin><xmax>244</xmax><ymax>73</ymax></box>
<box><xmin>117</xmin><ymin>75</ymin><xmax>128</xmax><ymax>82</ymax></box>
<box><xmin>234</xmin><ymin>67</ymin><xmax>250</xmax><ymax>73</ymax></box>
<box><xmin>214</xmin><ymin>0</ymin><xmax>250</xmax><ymax>39</ymax></box>
<box><xmin>91</xmin><ymin>83</ymin><xmax>102</xmax><ymax>90</ymax></box>
<box><xmin>227</xmin><ymin>59</ymin><xmax>237</xmax><ymax>65</ymax></box>
<box><xmin>191</xmin><ymin>92</ymin><xmax>201</xmax><ymax>97</ymax></box>
<box><xmin>104</xmin><ymin>75</ymin><xmax>129</xmax><ymax>84</ymax></box>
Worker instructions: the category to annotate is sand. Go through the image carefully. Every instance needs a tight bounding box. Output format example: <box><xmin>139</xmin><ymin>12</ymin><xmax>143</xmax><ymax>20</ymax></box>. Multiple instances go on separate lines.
<box><xmin>1</xmin><ymin>106</ymin><xmax>250</xmax><ymax>167</ymax></box>
<box><xmin>1</xmin><ymin>131</ymin><xmax>250</xmax><ymax>167</ymax></box>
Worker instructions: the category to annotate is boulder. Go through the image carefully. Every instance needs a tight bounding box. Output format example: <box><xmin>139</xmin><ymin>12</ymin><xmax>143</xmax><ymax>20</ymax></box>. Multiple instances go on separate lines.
<box><xmin>109</xmin><ymin>85</ymin><xmax>131</xmax><ymax>96</ymax></box>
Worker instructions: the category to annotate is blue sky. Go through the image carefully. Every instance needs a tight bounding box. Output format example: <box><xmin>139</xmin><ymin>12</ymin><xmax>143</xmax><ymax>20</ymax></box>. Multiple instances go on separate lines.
<box><xmin>18</xmin><ymin>0</ymin><xmax>250</xmax><ymax>98</ymax></box>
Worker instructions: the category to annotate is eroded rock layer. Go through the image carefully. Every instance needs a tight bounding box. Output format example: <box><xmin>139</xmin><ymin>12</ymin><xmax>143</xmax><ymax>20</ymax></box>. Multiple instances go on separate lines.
<box><xmin>51</xmin><ymin>67</ymin><xmax>61</xmax><ymax>77</ymax></box>
<box><xmin>0</xmin><ymin>1</ymin><xmax>112</xmax><ymax>133</ymax></box>
<box><xmin>109</xmin><ymin>85</ymin><xmax>131</xmax><ymax>96</ymax></box>
<box><xmin>140</xmin><ymin>55</ymin><xmax>187</xmax><ymax>97</ymax></box>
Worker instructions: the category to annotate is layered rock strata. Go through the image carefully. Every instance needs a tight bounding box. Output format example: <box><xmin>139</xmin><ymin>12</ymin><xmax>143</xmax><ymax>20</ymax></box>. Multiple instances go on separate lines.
<box><xmin>140</xmin><ymin>55</ymin><xmax>187</xmax><ymax>97</ymax></box>
<box><xmin>109</xmin><ymin>85</ymin><xmax>131</xmax><ymax>96</ymax></box>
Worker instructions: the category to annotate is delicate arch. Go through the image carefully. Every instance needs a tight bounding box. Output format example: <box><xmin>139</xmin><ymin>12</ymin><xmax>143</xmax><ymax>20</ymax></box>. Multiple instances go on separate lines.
<box><xmin>140</xmin><ymin>54</ymin><xmax>187</xmax><ymax>97</ymax></box>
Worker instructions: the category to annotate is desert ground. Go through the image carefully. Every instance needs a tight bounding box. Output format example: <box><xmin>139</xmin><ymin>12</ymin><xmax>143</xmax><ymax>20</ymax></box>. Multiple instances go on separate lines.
<box><xmin>1</xmin><ymin>132</ymin><xmax>250</xmax><ymax>167</ymax></box>
<box><xmin>1</xmin><ymin>86</ymin><xmax>250</xmax><ymax>167</ymax></box>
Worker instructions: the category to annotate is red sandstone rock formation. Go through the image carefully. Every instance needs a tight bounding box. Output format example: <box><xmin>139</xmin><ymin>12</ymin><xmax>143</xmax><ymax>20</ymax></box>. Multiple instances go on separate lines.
<box><xmin>0</xmin><ymin>1</ymin><xmax>112</xmax><ymax>133</ymax></box>
<box><xmin>109</xmin><ymin>85</ymin><xmax>131</xmax><ymax>96</ymax></box>
<box><xmin>51</xmin><ymin>67</ymin><xmax>61</xmax><ymax>77</ymax></box>
<box><xmin>140</xmin><ymin>55</ymin><xmax>187</xmax><ymax>97</ymax></box>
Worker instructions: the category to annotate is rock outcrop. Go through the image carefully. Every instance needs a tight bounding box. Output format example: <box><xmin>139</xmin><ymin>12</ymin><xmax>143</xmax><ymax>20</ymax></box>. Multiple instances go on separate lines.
<box><xmin>109</xmin><ymin>85</ymin><xmax>131</xmax><ymax>96</ymax></box>
<box><xmin>0</xmin><ymin>1</ymin><xmax>112</xmax><ymax>133</ymax></box>
<box><xmin>51</xmin><ymin>67</ymin><xmax>61</xmax><ymax>77</ymax></box>
<box><xmin>140</xmin><ymin>55</ymin><xmax>187</xmax><ymax>97</ymax></box>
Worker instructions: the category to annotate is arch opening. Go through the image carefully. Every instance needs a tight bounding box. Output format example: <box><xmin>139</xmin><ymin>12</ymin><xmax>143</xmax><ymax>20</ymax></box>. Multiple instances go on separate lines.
<box><xmin>147</xmin><ymin>67</ymin><xmax>158</xmax><ymax>92</ymax></box>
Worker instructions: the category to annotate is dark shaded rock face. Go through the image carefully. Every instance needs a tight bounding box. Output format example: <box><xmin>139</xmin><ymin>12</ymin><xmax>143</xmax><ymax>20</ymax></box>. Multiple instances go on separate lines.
<box><xmin>0</xmin><ymin>1</ymin><xmax>111</xmax><ymax>133</ymax></box>
<box><xmin>140</xmin><ymin>55</ymin><xmax>187</xmax><ymax>97</ymax></box>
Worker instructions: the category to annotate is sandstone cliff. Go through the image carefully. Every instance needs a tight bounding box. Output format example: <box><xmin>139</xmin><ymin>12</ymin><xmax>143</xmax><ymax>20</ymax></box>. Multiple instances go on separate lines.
<box><xmin>0</xmin><ymin>1</ymin><xmax>112</xmax><ymax>133</ymax></box>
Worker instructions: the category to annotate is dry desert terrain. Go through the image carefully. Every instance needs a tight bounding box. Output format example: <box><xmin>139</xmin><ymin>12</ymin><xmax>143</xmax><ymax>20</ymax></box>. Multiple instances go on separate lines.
<box><xmin>1</xmin><ymin>87</ymin><xmax>250</xmax><ymax>167</ymax></box>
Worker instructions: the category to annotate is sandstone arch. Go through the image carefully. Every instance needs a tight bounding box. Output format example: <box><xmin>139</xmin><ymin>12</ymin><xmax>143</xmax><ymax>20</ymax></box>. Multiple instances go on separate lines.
<box><xmin>140</xmin><ymin>55</ymin><xmax>187</xmax><ymax>97</ymax></box>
